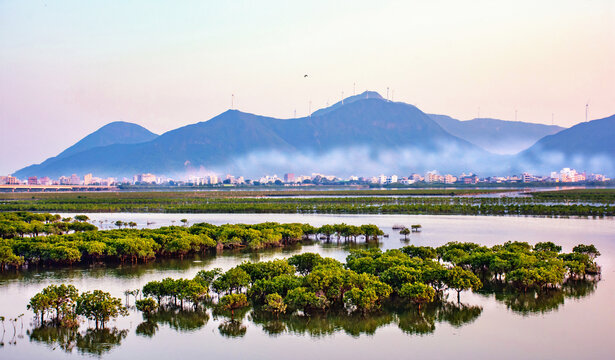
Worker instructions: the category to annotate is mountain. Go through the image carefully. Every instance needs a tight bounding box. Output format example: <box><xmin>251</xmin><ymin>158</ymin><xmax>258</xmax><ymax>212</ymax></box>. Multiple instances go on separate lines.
<box><xmin>518</xmin><ymin>114</ymin><xmax>615</xmax><ymax>174</ymax></box>
<box><xmin>56</xmin><ymin>121</ymin><xmax>159</xmax><ymax>159</ymax></box>
<box><xmin>15</xmin><ymin>121</ymin><xmax>158</xmax><ymax>177</ymax></box>
<box><xmin>429</xmin><ymin>114</ymin><xmax>564</xmax><ymax>154</ymax></box>
<box><xmin>14</xmin><ymin>92</ymin><xmax>506</xmax><ymax>178</ymax></box>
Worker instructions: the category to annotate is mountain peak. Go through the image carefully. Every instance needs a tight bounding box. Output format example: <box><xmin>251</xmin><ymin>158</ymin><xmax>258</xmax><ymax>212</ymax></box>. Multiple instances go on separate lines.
<box><xmin>54</xmin><ymin>121</ymin><xmax>158</xmax><ymax>160</ymax></box>
<box><xmin>312</xmin><ymin>91</ymin><xmax>384</xmax><ymax>117</ymax></box>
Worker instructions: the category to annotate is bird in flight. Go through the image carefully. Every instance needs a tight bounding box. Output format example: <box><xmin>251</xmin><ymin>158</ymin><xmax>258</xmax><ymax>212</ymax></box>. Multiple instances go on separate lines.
<box><xmin>304</xmin><ymin>74</ymin><xmax>308</xmax><ymax>78</ymax></box>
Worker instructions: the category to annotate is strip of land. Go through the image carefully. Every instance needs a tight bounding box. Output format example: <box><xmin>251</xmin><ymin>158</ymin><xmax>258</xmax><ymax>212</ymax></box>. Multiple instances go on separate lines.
<box><xmin>1</xmin><ymin>189</ymin><xmax>614</xmax><ymax>216</ymax></box>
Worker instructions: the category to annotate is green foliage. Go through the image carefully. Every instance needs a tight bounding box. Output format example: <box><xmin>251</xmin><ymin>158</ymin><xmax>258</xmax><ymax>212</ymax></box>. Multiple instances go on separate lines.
<box><xmin>76</xmin><ymin>290</ymin><xmax>128</xmax><ymax>329</ymax></box>
<box><xmin>400</xmin><ymin>245</ymin><xmax>437</xmax><ymax>260</ymax></box>
<box><xmin>248</xmin><ymin>274</ymin><xmax>303</xmax><ymax>303</ymax></box>
<box><xmin>215</xmin><ymin>267</ymin><xmax>250</xmax><ymax>294</ymax></box>
<box><xmin>27</xmin><ymin>284</ymin><xmax>79</xmax><ymax>326</ymax></box>
<box><xmin>285</xmin><ymin>287</ymin><xmax>328</xmax><ymax>312</ymax></box>
<box><xmin>135</xmin><ymin>298</ymin><xmax>158</xmax><ymax>314</ymax></box>
<box><xmin>381</xmin><ymin>266</ymin><xmax>421</xmax><ymax>291</ymax></box>
<box><xmin>534</xmin><ymin>242</ymin><xmax>562</xmax><ymax>253</ymax></box>
<box><xmin>288</xmin><ymin>253</ymin><xmax>323</xmax><ymax>275</ymax></box>
<box><xmin>344</xmin><ymin>273</ymin><xmax>392</xmax><ymax>313</ymax></box>
<box><xmin>238</xmin><ymin>259</ymin><xmax>295</xmax><ymax>282</ymax></box>
<box><xmin>399</xmin><ymin>282</ymin><xmax>436</xmax><ymax>307</ymax></box>
<box><xmin>3</xmin><ymin>190</ymin><xmax>614</xmax><ymax>216</ymax></box>
<box><xmin>447</xmin><ymin>266</ymin><xmax>482</xmax><ymax>301</ymax></box>
<box><xmin>572</xmin><ymin>244</ymin><xmax>601</xmax><ymax>260</ymax></box>
<box><xmin>0</xmin><ymin>244</ymin><xmax>24</xmax><ymax>269</ymax></box>
<box><xmin>0</xmin><ymin>212</ymin><xmax>383</xmax><ymax>268</ymax></box>
<box><xmin>263</xmin><ymin>293</ymin><xmax>287</xmax><ymax>315</ymax></box>
<box><xmin>194</xmin><ymin>268</ymin><xmax>222</xmax><ymax>287</ymax></box>
<box><xmin>219</xmin><ymin>293</ymin><xmax>249</xmax><ymax>315</ymax></box>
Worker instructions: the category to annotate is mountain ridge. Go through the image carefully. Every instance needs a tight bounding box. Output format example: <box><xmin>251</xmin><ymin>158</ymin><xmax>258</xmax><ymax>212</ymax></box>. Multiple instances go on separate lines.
<box><xmin>428</xmin><ymin>114</ymin><xmax>564</xmax><ymax>154</ymax></box>
<box><xmin>519</xmin><ymin>114</ymin><xmax>615</xmax><ymax>174</ymax></box>
<box><xmin>14</xmin><ymin>95</ymin><xmax>492</xmax><ymax>178</ymax></box>
<box><xmin>12</xmin><ymin>93</ymin><xmax>614</xmax><ymax>178</ymax></box>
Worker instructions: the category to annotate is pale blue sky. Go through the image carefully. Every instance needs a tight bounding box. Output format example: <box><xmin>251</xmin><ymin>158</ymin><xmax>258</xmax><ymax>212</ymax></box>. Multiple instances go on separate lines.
<box><xmin>1</xmin><ymin>0</ymin><xmax>614</xmax><ymax>174</ymax></box>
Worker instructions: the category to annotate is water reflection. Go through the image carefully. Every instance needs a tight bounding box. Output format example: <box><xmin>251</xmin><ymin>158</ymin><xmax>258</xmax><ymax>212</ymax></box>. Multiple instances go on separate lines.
<box><xmin>246</xmin><ymin>300</ymin><xmax>481</xmax><ymax>337</ymax></box>
<box><xmin>137</xmin><ymin>307</ymin><xmax>210</xmax><ymax>335</ymax></box>
<box><xmin>482</xmin><ymin>278</ymin><xmax>599</xmax><ymax>315</ymax></box>
<box><xmin>27</xmin><ymin>326</ymin><xmax>127</xmax><ymax>356</ymax></box>
<box><xmin>218</xmin><ymin>320</ymin><xmax>247</xmax><ymax>338</ymax></box>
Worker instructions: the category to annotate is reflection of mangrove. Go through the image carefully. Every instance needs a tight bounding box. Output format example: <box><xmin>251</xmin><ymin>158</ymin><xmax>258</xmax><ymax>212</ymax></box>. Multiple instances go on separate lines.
<box><xmin>28</xmin><ymin>326</ymin><xmax>127</xmax><ymax>356</ymax></box>
<box><xmin>135</xmin><ymin>320</ymin><xmax>158</xmax><ymax>338</ymax></box>
<box><xmin>218</xmin><ymin>320</ymin><xmax>247</xmax><ymax>338</ymax></box>
<box><xmin>249</xmin><ymin>300</ymin><xmax>482</xmax><ymax>337</ymax></box>
<box><xmin>483</xmin><ymin>278</ymin><xmax>599</xmax><ymax>315</ymax></box>
<box><xmin>0</xmin><ymin>314</ymin><xmax>25</xmax><ymax>347</ymax></box>
<box><xmin>136</xmin><ymin>306</ymin><xmax>210</xmax><ymax>336</ymax></box>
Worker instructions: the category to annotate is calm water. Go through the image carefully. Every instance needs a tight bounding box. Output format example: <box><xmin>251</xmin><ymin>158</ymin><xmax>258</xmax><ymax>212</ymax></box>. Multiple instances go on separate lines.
<box><xmin>1</xmin><ymin>213</ymin><xmax>614</xmax><ymax>360</ymax></box>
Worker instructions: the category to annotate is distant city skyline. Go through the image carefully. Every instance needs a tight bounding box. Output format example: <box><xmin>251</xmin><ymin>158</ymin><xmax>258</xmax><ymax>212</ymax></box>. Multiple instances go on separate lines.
<box><xmin>1</xmin><ymin>0</ymin><xmax>614</xmax><ymax>174</ymax></box>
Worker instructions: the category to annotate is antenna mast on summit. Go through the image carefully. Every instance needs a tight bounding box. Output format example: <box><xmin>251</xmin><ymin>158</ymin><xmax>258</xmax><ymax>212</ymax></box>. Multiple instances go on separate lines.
<box><xmin>353</xmin><ymin>82</ymin><xmax>356</xmax><ymax>96</ymax></box>
<box><xmin>585</xmin><ymin>103</ymin><xmax>589</xmax><ymax>122</ymax></box>
<box><xmin>342</xmin><ymin>91</ymin><xmax>344</xmax><ymax>105</ymax></box>
<box><xmin>386</xmin><ymin>87</ymin><xmax>389</xmax><ymax>101</ymax></box>
<box><xmin>231</xmin><ymin>94</ymin><xmax>234</xmax><ymax>110</ymax></box>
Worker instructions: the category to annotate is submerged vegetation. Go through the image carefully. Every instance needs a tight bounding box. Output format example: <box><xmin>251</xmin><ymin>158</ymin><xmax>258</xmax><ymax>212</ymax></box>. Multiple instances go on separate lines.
<box><xmin>0</xmin><ymin>212</ymin><xmax>384</xmax><ymax>270</ymax></box>
<box><xmin>28</xmin><ymin>285</ymin><xmax>127</xmax><ymax>329</ymax></box>
<box><xmin>3</xmin><ymin>240</ymin><xmax>599</xmax><ymax>354</ymax></box>
<box><xmin>1</xmin><ymin>189</ymin><xmax>614</xmax><ymax>216</ymax></box>
<box><xmin>134</xmin><ymin>240</ymin><xmax>600</xmax><ymax>318</ymax></box>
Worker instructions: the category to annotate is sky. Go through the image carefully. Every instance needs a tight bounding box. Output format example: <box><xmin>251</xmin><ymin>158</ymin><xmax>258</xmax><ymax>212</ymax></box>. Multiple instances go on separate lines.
<box><xmin>1</xmin><ymin>0</ymin><xmax>614</xmax><ymax>175</ymax></box>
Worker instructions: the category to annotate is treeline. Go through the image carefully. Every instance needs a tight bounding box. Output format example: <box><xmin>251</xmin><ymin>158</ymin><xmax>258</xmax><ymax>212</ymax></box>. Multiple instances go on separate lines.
<box><xmin>1</xmin><ymin>194</ymin><xmax>613</xmax><ymax>216</ymax></box>
<box><xmin>530</xmin><ymin>189</ymin><xmax>615</xmax><ymax>203</ymax></box>
<box><xmin>135</xmin><ymin>241</ymin><xmax>601</xmax><ymax>317</ymax></box>
<box><xmin>0</xmin><ymin>189</ymin><xmax>511</xmax><ymax>201</ymax></box>
<box><xmin>0</xmin><ymin>212</ymin><xmax>97</xmax><ymax>238</ymax></box>
<box><xmin>0</xmin><ymin>212</ymin><xmax>384</xmax><ymax>270</ymax></box>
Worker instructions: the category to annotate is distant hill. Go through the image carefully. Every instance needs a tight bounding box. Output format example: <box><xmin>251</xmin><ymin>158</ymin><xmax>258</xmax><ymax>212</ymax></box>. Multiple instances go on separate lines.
<box><xmin>56</xmin><ymin>121</ymin><xmax>159</xmax><ymax>159</ymax></box>
<box><xmin>14</xmin><ymin>92</ymin><xmax>504</xmax><ymax>178</ymax></box>
<box><xmin>429</xmin><ymin>114</ymin><xmax>564</xmax><ymax>154</ymax></box>
<box><xmin>14</xmin><ymin>121</ymin><xmax>158</xmax><ymax>178</ymax></box>
<box><xmin>518</xmin><ymin>114</ymin><xmax>615</xmax><ymax>174</ymax></box>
